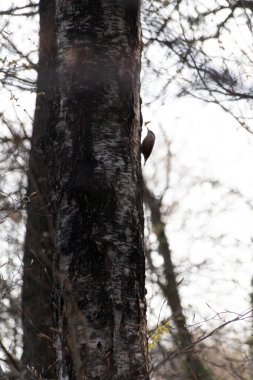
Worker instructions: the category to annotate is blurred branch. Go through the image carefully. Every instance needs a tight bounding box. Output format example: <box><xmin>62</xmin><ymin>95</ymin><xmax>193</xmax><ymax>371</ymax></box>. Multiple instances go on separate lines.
<box><xmin>152</xmin><ymin>308</ymin><xmax>253</xmax><ymax>374</ymax></box>
<box><xmin>0</xmin><ymin>4</ymin><xmax>38</xmax><ymax>16</ymax></box>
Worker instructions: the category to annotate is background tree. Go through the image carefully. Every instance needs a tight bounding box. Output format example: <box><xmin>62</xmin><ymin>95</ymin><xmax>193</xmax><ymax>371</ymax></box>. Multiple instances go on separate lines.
<box><xmin>22</xmin><ymin>0</ymin><xmax>56</xmax><ymax>378</ymax></box>
<box><xmin>144</xmin><ymin>184</ymin><xmax>214</xmax><ymax>380</ymax></box>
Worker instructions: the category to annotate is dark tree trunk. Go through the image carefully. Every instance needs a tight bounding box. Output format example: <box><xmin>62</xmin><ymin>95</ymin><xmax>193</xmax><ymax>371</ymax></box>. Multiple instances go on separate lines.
<box><xmin>44</xmin><ymin>1</ymin><xmax>148</xmax><ymax>379</ymax></box>
<box><xmin>22</xmin><ymin>0</ymin><xmax>56</xmax><ymax>378</ymax></box>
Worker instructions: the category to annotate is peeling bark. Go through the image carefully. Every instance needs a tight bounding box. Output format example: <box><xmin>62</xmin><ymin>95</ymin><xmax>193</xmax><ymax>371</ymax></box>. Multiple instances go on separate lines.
<box><xmin>44</xmin><ymin>1</ymin><xmax>148</xmax><ymax>379</ymax></box>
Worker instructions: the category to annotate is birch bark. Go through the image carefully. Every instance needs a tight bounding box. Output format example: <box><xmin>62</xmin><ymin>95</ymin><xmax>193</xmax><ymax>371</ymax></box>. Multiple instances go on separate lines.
<box><xmin>45</xmin><ymin>1</ymin><xmax>148</xmax><ymax>379</ymax></box>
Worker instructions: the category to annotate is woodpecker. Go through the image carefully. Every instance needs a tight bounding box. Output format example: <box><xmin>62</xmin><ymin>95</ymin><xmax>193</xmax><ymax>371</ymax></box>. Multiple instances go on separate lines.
<box><xmin>141</xmin><ymin>128</ymin><xmax>155</xmax><ymax>165</ymax></box>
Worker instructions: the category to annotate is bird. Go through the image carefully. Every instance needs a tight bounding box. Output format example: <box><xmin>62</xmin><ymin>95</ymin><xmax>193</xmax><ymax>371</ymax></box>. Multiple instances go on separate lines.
<box><xmin>141</xmin><ymin>128</ymin><xmax>155</xmax><ymax>165</ymax></box>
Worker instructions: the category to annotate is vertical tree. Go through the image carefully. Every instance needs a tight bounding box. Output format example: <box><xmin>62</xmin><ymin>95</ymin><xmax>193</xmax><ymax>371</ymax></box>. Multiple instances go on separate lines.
<box><xmin>145</xmin><ymin>185</ymin><xmax>214</xmax><ymax>380</ymax></box>
<box><xmin>22</xmin><ymin>0</ymin><xmax>56</xmax><ymax>377</ymax></box>
<box><xmin>44</xmin><ymin>1</ymin><xmax>148</xmax><ymax>378</ymax></box>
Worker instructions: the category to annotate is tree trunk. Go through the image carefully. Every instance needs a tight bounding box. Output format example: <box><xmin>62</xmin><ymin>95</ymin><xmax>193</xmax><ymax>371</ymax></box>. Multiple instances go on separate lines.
<box><xmin>22</xmin><ymin>0</ymin><xmax>56</xmax><ymax>378</ymax></box>
<box><xmin>44</xmin><ymin>1</ymin><xmax>148</xmax><ymax>379</ymax></box>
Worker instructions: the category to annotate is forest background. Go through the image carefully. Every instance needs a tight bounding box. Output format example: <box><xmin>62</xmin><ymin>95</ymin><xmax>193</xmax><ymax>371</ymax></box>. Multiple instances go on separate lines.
<box><xmin>1</xmin><ymin>0</ymin><xmax>253</xmax><ymax>379</ymax></box>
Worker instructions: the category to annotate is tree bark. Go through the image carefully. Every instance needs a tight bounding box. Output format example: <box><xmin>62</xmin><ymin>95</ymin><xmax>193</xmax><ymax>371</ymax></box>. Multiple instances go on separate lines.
<box><xmin>44</xmin><ymin>1</ymin><xmax>148</xmax><ymax>379</ymax></box>
<box><xmin>22</xmin><ymin>0</ymin><xmax>56</xmax><ymax>377</ymax></box>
